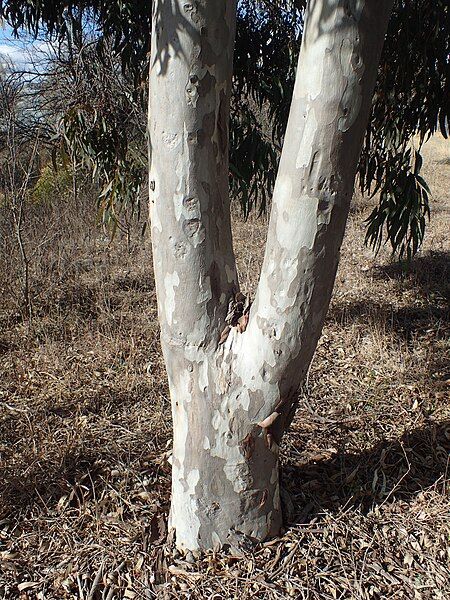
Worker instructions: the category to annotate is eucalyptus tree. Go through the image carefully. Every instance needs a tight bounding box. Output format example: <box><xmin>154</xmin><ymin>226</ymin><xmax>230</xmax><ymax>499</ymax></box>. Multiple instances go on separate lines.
<box><xmin>1</xmin><ymin>0</ymin><xmax>448</xmax><ymax>552</ymax></box>
<box><xmin>147</xmin><ymin>0</ymin><xmax>394</xmax><ymax>551</ymax></box>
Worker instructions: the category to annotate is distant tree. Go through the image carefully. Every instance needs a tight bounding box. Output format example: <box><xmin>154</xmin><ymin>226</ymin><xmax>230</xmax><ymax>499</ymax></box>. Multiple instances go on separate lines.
<box><xmin>0</xmin><ymin>63</ymin><xmax>38</xmax><ymax>319</ymax></box>
<box><xmin>41</xmin><ymin>38</ymin><xmax>147</xmax><ymax>234</ymax></box>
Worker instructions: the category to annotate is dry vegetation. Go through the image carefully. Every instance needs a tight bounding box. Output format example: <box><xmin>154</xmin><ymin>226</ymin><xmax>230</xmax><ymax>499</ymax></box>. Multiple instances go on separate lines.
<box><xmin>0</xmin><ymin>135</ymin><xmax>449</xmax><ymax>599</ymax></box>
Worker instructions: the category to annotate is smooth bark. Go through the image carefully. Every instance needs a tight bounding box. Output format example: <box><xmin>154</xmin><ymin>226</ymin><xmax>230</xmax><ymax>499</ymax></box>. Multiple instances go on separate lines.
<box><xmin>149</xmin><ymin>0</ymin><xmax>393</xmax><ymax>551</ymax></box>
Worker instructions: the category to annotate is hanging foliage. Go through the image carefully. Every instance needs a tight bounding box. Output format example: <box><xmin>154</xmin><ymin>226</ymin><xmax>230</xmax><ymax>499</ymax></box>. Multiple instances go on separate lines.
<box><xmin>1</xmin><ymin>0</ymin><xmax>448</xmax><ymax>256</ymax></box>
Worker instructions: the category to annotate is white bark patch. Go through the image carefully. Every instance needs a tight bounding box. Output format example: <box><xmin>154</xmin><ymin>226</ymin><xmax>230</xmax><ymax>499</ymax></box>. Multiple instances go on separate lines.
<box><xmin>174</xmin><ymin>192</ymin><xmax>184</xmax><ymax>222</ymax></box>
<box><xmin>172</xmin><ymin>403</ymin><xmax>188</xmax><ymax>490</ymax></box>
<box><xmin>239</xmin><ymin>388</ymin><xmax>251</xmax><ymax>411</ymax></box>
<box><xmin>149</xmin><ymin>169</ymin><xmax>162</xmax><ymax>232</ymax></box>
<box><xmin>250</xmin><ymin>274</ymin><xmax>273</xmax><ymax>322</ymax></box>
<box><xmin>186</xmin><ymin>469</ymin><xmax>200</xmax><ymax>493</ymax></box>
<box><xmin>223</xmin><ymin>462</ymin><xmax>249</xmax><ymax>493</ymax></box>
<box><xmin>294</xmin><ymin>30</ymin><xmax>327</xmax><ymax>101</ymax></box>
<box><xmin>164</xmin><ymin>271</ymin><xmax>180</xmax><ymax>326</ymax></box>
<box><xmin>236</xmin><ymin>325</ymin><xmax>277</xmax><ymax>387</ymax></box>
<box><xmin>162</xmin><ymin>132</ymin><xmax>180</xmax><ymax>149</ymax></box>
<box><xmin>150</xmin><ymin>201</ymin><xmax>163</xmax><ymax>234</ymax></box>
<box><xmin>212</xmin><ymin>410</ymin><xmax>222</xmax><ymax>431</ymax></box>
<box><xmin>221</xmin><ymin>326</ymin><xmax>239</xmax><ymax>355</ymax></box>
<box><xmin>274</xmin><ymin>257</ymin><xmax>299</xmax><ymax>311</ymax></box>
<box><xmin>276</xmin><ymin>195</ymin><xmax>319</xmax><ymax>252</ymax></box>
<box><xmin>198</xmin><ymin>359</ymin><xmax>209</xmax><ymax>392</ymax></box>
<box><xmin>173</xmin><ymin>486</ymin><xmax>201</xmax><ymax>549</ymax></box>
<box><xmin>172</xmin><ymin>397</ymin><xmax>201</xmax><ymax>549</ymax></box>
<box><xmin>203</xmin><ymin>436</ymin><xmax>210</xmax><ymax>450</ymax></box>
<box><xmin>187</xmin><ymin>312</ymin><xmax>210</xmax><ymax>346</ymax></box>
<box><xmin>180</xmin><ymin>368</ymin><xmax>193</xmax><ymax>403</ymax></box>
<box><xmin>273</xmin><ymin>175</ymin><xmax>292</xmax><ymax>210</ymax></box>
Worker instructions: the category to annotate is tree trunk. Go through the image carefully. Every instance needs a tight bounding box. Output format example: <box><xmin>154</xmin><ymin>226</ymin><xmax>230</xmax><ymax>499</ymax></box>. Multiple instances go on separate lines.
<box><xmin>148</xmin><ymin>0</ymin><xmax>393</xmax><ymax>551</ymax></box>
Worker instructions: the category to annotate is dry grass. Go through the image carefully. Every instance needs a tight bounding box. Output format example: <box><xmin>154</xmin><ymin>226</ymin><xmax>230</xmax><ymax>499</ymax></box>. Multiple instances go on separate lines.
<box><xmin>0</xmin><ymin>135</ymin><xmax>449</xmax><ymax>599</ymax></box>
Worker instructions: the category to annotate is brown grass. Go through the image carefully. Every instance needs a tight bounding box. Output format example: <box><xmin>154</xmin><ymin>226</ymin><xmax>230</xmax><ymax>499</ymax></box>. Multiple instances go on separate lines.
<box><xmin>0</xmin><ymin>135</ymin><xmax>449</xmax><ymax>599</ymax></box>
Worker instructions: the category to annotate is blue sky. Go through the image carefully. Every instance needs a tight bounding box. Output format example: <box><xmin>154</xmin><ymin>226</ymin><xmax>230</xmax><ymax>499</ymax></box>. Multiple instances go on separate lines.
<box><xmin>0</xmin><ymin>23</ymin><xmax>19</xmax><ymax>46</ymax></box>
<box><xmin>0</xmin><ymin>23</ymin><xmax>28</xmax><ymax>64</ymax></box>
<box><xmin>0</xmin><ymin>22</ymin><xmax>13</xmax><ymax>40</ymax></box>
<box><xmin>0</xmin><ymin>22</ymin><xmax>51</xmax><ymax>68</ymax></box>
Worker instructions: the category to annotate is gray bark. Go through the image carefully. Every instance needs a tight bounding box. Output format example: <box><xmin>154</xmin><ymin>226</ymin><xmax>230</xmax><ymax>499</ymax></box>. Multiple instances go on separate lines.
<box><xmin>148</xmin><ymin>0</ymin><xmax>393</xmax><ymax>551</ymax></box>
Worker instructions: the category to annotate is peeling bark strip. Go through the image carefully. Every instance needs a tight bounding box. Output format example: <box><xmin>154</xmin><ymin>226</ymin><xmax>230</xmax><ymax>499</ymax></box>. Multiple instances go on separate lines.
<box><xmin>148</xmin><ymin>0</ymin><xmax>393</xmax><ymax>551</ymax></box>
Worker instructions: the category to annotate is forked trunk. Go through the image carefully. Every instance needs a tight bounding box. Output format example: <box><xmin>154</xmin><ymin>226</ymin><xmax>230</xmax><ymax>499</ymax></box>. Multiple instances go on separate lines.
<box><xmin>148</xmin><ymin>0</ymin><xmax>393</xmax><ymax>551</ymax></box>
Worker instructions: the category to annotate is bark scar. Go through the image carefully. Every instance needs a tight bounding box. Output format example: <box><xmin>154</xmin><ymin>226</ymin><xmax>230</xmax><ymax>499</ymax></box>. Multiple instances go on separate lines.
<box><xmin>237</xmin><ymin>312</ymin><xmax>249</xmax><ymax>333</ymax></box>
<box><xmin>259</xmin><ymin>489</ymin><xmax>268</xmax><ymax>508</ymax></box>
<box><xmin>239</xmin><ymin>433</ymin><xmax>255</xmax><ymax>460</ymax></box>
<box><xmin>218</xmin><ymin>325</ymin><xmax>231</xmax><ymax>344</ymax></box>
<box><xmin>263</xmin><ymin>429</ymin><xmax>274</xmax><ymax>450</ymax></box>
<box><xmin>225</xmin><ymin>292</ymin><xmax>251</xmax><ymax>327</ymax></box>
<box><xmin>257</xmin><ymin>411</ymin><xmax>279</xmax><ymax>429</ymax></box>
<box><xmin>219</xmin><ymin>292</ymin><xmax>251</xmax><ymax>343</ymax></box>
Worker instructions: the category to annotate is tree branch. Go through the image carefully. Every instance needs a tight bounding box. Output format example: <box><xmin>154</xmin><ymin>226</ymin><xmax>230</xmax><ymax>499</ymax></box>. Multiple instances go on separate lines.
<box><xmin>239</xmin><ymin>0</ymin><xmax>394</xmax><ymax>424</ymax></box>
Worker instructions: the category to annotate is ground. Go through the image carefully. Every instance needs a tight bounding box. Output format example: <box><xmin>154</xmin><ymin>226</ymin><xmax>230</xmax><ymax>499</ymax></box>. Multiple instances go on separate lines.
<box><xmin>0</xmin><ymin>136</ymin><xmax>449</xmax><ymax>598</ymax></box>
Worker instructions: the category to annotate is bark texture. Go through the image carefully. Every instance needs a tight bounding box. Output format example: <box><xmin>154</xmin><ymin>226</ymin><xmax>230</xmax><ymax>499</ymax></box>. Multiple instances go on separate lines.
<box><xmin>149</xmin><ymin>0</ymin><xmax>393</xmax><ymax>551</ymax></box>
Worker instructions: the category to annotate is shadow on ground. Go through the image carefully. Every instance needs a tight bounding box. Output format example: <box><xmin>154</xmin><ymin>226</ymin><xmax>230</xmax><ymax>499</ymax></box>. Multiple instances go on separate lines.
<box><xmin>372</xmin><ymin>250</ymin><xmax>449</xmax><ymax>301</ymax></box>
<box><xmin>329</xmin><ymin>300</ymin><xmax>448</xmax><ymax>343</ymax></box>
<box><xmin>328</xmin><ymin>251</ymin><xmax>449</xmax><ymax>344</ymax></box>
<box><xmin>283</xmin><ymin>420</ymin><xmax>450</xmax><ymax>525</ymax></box>
<box><xmin>2</xmin><ymin>412</ymin><xmax>448</xmax><ymax>527</ymax></box>
<box><xmin>0</xmin><ymin>390</ymin><xmax>171</xmax><ymax>517</ymax></box>
<box><xmin>0</xmin><ymin>428</ymin><xmax>171</xmax><ymax>518</ymax></box>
